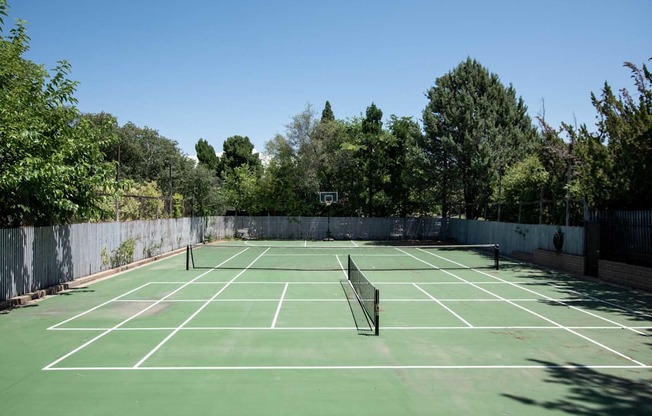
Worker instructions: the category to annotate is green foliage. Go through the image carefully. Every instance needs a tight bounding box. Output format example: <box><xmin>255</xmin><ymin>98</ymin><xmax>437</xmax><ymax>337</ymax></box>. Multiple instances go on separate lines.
<box><xmin>93</xmin><ymin>180</ymin><xmax>165</xmax><ymax>221</ymax></box>
<box><xmin>195</xmin><ymin>138</ymin><xmax>219</xmax><ymax>172</ymax></box>
<box><xmin>182</xmin><ymin>163</ymin><xmax>224</xmax><ymax>217</ymax></box>
<box><xmin>260</xmin><ymin>134</ymin><xmax>309</xmax><ymax>215</ymax></box>
<box><xmin>588</xmin><ymin>60</ymin><xmax>652</xmax><ymax>208</ymax></box>
<box><xmin>100</xmin><ymin>238</ymin><xmax>136</xmax><ymax>268</ymax></box>
<box><xmin>112</xmin><ymin>238</ymin><xmax>135</xmax><ymax>267</ymax></box>
<box><xmin>146</xmin><ymin>239</ymin><xmax>162</xmax><ymax>258</ymax></box>
<box><xmin>171</xmin><ymin>193</ymin><xmax>184</xmax><ymax>218</ymax></box>
<box><xmin>499</xmin><ymin>155</ymin><xmax>549</xmax><ymax>223</ymax></box>
<box><xmin>321</xmin><ymin>100</ymin><xmax>335</xmax><ymax>123</ymax></box>
<box><xmin>259</xmin><ymin>103</ymin><xmax>431</xmax><ymax>218</ymax></box>
<box><xmin>387</xmin><ymin>115</ymin><xmax>427</xmax><ymax>215</ymax></box>
<box><xmin>0</xmin><ymin>6</ymin><xmax>116</xmax><ymax>226</ymax></box>
<box><xmin>423</xmin><ymin>57</ymin><xmax>538</xmax><ymax>218</ymax></box>
<box><xmin>218</xmin><ymin>135</ymin><xmax>261</xmax><ymax>178</ymax></box>
<box><xmin>220</xmin><ymin>165</ymin><xmax>262</xmax><ymax>214</ymax></box>
<box><xmin>125</xmin><ymin>181</ymin><xmax>164</xmax><ymax>220</ymax></box>
<box><xmin>7</xmin><ymin>0</ymin><xmax>645</xmax><ymax>222</ymax></box>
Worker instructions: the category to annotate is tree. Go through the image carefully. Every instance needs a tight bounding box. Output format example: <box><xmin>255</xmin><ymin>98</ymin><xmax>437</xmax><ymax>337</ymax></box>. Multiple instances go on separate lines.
<box><xmin>361</xmin><ymin>103</ymin><xmax>385</xmax><ymax>216</ymax></box>
<box><xmin>0</xmin><ymin>2</ymin><xmax>116</xmax><ymax>226</ymax></box>
<box><xmin>286</xmin><ymin>103</ymin><xmax>317</xmax><ymax>153</ymax></box>
<box><xmin>181</xmin><ymin>163</ymin><xmax>224</xmax><ymax>217</ymax></box>
<box><xmin>423</xmin><ymin>58</ymin><xmax>538</xmax><ymax>218</ymax></box>
<box><xmin>284</xmin><ymin>104</ymin><xmax>321</xmax><ymax>209</ymax></box>
<box><xmin>499</xmin><ymin>155</ymin><xmax>550</xmax><ymax>224</ymax></box>
<box><xmin>220</xmin><ymin>165</ymin><xmax>262</xmax><ymax>215</ymax></box>
<box><xmin>387</xmin><ymin>116</ymin><xmax>426</xmax><ymax>216</ymax></box>
<box><xmin>218</xmin><ymin>135</ymin><xmax>261</xmax><ymax>177</ymax></box>
<box><xmin>195</xmin><ymin>138</ymin><xmax>219</xmax><ymax>172</ymax></box>
<box><xmin>260</xmin><ymin>134</ymin><xmax>307</xmax><ymax>215</ymax></box>
<box><xmin>321</xmin><ymin>100</ymin><xmax>335</xmax><ymax>123</ymax></box>
<box><xmin>588</xmin><ymin>59</ymin><xmax>652</xmax><ymax>208</ymax></box>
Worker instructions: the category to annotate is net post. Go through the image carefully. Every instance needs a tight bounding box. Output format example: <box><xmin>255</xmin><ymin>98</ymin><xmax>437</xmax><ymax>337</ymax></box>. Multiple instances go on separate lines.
<box><xmin>494</xmin><ymin>244</ymin><xmax>500</xmax><ymax>270</ymax></box>
<box><xmin>347</xmin><ymin>255</ymin><xmax>351</xmax><ymax>280</ymax></box>
<box><xmin>374</xmin><ymin>288</ymin><xmax>380</xmax><ymax>336</ymax></box>
<box><xmin>186</xmin><ymin>245</ymin><xmax>190</xmax><ymax>270</ymax></box>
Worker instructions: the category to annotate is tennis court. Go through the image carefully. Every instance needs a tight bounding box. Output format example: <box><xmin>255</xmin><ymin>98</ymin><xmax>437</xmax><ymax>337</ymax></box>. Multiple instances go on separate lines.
<box><xmin>1</xmin><ymin>240</ymin><xmax>651</xmax><ymax>415</ymax></box>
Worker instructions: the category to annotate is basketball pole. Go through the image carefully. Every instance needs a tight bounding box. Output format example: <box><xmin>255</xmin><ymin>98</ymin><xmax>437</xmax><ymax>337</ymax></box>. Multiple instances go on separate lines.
<box><xmin>326</xmin><ymin>202</ymin><xmax>333</xmax><ymax>241</ymax></box>
<box><xmin>320</xmin><ymin>191</ymin><xmax>337</xmax><ymax>241</ymax></box>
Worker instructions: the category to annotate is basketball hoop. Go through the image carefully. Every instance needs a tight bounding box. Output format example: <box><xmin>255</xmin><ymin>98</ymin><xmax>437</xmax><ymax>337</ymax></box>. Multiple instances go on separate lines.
<box><xmin>319</xmin><ymin>191</ymin><xmax>338</xmax><ymax>205</ymax></box>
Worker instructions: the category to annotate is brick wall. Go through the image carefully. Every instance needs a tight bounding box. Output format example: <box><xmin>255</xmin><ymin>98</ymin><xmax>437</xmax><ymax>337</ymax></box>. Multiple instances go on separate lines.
<box><xmin>598</xmin><ymin>260</ymin><xmax>652</xmax><ymax>291</ymax></box>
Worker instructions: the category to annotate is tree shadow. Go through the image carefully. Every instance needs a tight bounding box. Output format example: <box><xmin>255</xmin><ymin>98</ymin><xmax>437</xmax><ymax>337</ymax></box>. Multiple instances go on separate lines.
<box><xmin>57</xmin><ymin>287</ymin><xmax>95</xmax><ymax>296</ymax></box>
<box><xmin>32</xmin><ymin>225</ymin><xmax>74</xmax><ymax>291</ymax></box>
<box><xmin>1</xmin><ymin>228</ymin><xmax>30</xmax><ymax>302</ymax></box>
<box><xmin>503</xmin><ymin>359</ymin><xmax>652</xmax><ymax>415</ymax></box>
<box><xmin>0</xmin><ymin>303</ymin><xmax>39</xmax><ymax>315</ymax></box>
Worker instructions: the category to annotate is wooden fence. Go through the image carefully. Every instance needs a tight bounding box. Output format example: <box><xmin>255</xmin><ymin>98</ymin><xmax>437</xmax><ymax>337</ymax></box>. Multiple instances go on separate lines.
<box><xmin>2</xmin><ymin>215</ymin><xmax>592</xmax><ymax>302</ymax></box>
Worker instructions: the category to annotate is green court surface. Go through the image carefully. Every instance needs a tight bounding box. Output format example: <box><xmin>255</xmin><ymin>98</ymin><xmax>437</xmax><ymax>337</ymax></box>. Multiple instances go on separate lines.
<box><xmin>1</xmin><ymin>240</ymin><xmax>651</xmax><ymax>415</ymax></box>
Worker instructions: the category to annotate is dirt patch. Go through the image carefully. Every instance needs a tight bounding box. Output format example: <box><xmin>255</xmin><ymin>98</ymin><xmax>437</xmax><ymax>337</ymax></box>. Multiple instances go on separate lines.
<box><xmin>111</xmin><ymin>301</ymin><xmax>171</xmax><ymax>318</ymax></box>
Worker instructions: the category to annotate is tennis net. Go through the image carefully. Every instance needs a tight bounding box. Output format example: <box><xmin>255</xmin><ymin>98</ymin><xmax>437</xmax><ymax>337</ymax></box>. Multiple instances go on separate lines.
<box><xmin>347</xmin><ymin>255</ymin><xmax>380</xmax><ymax>336</ymax></box>
<box><xmin>186</xmin><ymin>243</ymin><xmax>500</xmax><ymax>271</ymax></box>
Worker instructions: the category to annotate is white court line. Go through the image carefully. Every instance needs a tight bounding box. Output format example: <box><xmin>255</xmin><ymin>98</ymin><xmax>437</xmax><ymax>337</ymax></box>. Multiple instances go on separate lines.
<box><xmin>421</xmin><ymin>249</ymin><xmax>651</xmax><ymax>336</ymax></box>
<box><xmin>413</xmin><ymin>283</ymin><xmax>473</xmax><ymax>327</ymax></box>
<box><xmin>132</xmin><ymin>247</ymin><xmax>271</xmax><ymax>369</ymax></box>
<box><xmin>271</xmin><ymin>283</ymin><xmax>289</xmax><ymax>328</ymax></box>
<box><xmin>109</xmin><ymin>298</ymin><xmax>551</xmax><ymax>303</ymax></box>
<box><xmin>42</xmin><ymin>248</ymin><xmax>251</xmax><ymax>370</ymax></box>
<box><xmin>401</xmin><ymin>248</ymin><xmax>647</xmax><ymax>367</ymax></box>
<box><xmin>351</xmin><ymin>240</ymin><xmax>359</xmax><ymax>247</ymax></box>
<box><xmin>336</xmin><ymin>255</ymin><xmax>348</xmax><ymax>279</ymax></box>
<box><xmin>311</xmin><ymin>254</ymin><xmax>408</xmax><ymax>257</ymax></box>
<box><xmin>43</xmin><ymin>364</ymin><xmax>652</xmax><ymax>371</ymax></box>
<box><xmin>550</xmin><ymin>285</ymin><xmax>652</xmax><ymax>320</ymax></box>
<box><xmin>114</xmin><ymin>298</ymin><xmax>347</xmax><ymax>303</ymax></box>
<box><xmin>48</xmin><ymin>282</ymin><xmax>153</xmax><ymax>330</ymax></box>
<box><xmin>48</xmin><ymin>325</ymin><xmax>652</xmax><ymax>332</ymax></box>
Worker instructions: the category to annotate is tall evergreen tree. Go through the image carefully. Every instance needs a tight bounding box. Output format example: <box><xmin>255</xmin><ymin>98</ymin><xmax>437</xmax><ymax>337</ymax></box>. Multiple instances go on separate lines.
<box><xmin>387</xmin><ymin>116</ymin><xmax>425</xmax><ymax>216</ymax></box>
<box><xmin>423</xmin><ymin>58</ymin><xmax>537</xmax><ymax>218</ymax></box>
<box><xmin>195</xmin><ymin>138</ymin><xmax>219</xmax><ymax>172</ymax></box>
<box><xmin>361</xmin><ymin>103</ymin><xmax>384</xmax><ymax>216</ymax></box>
<box><xmin>321</xmin><ymin>100</ymin><xmax>335</xmax><ymax>123</ymax></box>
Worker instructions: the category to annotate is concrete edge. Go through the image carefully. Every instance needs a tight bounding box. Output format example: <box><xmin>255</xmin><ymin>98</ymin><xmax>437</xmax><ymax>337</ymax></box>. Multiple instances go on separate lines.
<box><xmin>0</xmin><ymin>246</ymin><xmax>188</xmax><ymax>311</ymax></box>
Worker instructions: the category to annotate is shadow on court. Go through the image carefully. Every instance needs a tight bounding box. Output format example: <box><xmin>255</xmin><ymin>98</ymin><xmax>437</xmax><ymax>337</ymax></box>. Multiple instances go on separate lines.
<box><xmin>503</xmin><ymin>359</ymin><xmax>652</xmax><ymax>415</ymax></box>
<box><xmin>339</xmin><ymin>280</ymin><xmax>375</xmax><ymax>336</ymax></box>
<box><xmin>501</xmin><ymin>261</ymin><xmax>652</xmax><ymax>327</ymax></box>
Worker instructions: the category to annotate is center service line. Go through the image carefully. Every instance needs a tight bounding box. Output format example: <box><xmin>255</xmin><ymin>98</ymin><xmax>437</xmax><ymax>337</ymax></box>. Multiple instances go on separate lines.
<box><xmin>132</xmin><ymin>248</ymin><xmax>271</xmax><ymax>369</ymax></box>
<box><xmin>271</xmin><ymin>283</ymin><xmax>289</xmax><ymax>328</ymax></box>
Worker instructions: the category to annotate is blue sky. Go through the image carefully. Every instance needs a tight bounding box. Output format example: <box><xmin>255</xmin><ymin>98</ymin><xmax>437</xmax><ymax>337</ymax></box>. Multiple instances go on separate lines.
<box><xmin>7</xmin><ymin>0</ymin><xmax>652</xmax><ymax>156</ymax></box>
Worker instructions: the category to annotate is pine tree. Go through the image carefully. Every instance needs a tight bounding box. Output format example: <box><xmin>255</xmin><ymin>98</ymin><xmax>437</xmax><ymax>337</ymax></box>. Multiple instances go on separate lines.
<box><xmin>423</xmin><ymin>58</ymin><xmax>537</xmax><ymax>218</ymax></box>
<box><xmin>321</xmin><ymin>100</ymin><xmax>335</xmax><ymax>123</ymax></box>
